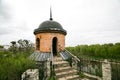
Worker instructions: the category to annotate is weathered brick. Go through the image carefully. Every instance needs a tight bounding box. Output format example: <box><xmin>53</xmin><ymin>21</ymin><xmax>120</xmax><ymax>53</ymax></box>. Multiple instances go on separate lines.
<box><xmin>35</xmin><ymin>33</ymin><xmax>65</xmax><ymax>55</ymax></box>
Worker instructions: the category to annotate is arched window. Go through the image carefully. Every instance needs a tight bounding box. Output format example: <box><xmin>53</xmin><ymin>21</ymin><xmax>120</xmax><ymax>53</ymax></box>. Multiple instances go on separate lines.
<box><xmin>36</xmin><ymin>38</ymin><xmax>40</xmax><ymax>50</ymax></box>
<box><xmin>52</xmin><ymin>37</ymin><xmax>57</xmax><ymax>56</ymax></box>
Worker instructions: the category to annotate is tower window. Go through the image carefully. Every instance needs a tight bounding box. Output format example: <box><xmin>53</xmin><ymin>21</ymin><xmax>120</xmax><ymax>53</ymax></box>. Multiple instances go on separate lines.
<box><xmin>36</xmin><ymin>38</ymin><xmax>40</xmax><ymax>50</ymax></box>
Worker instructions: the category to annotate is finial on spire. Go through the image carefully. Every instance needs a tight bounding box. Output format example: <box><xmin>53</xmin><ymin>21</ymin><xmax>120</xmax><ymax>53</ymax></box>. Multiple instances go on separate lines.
<box><xmin>50</xmin><ymin>7</ymin><xmax>53</xmax><ymax>20</ymax></box>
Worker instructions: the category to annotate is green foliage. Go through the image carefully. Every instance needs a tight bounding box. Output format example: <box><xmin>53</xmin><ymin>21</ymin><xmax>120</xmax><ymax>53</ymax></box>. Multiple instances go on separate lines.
<box><xmin>66</xmin><ymin>42</ymin><xmax>120</xmax><ymax>60</ymax></box>
<box><xmin>0</xmin><ymin>45</ymin><xmax>4</xmax><ymax>48</ymax></box>
<box><xmin>49</xmin><ymin>76</ymin><xmax>56</xmax><ymax>80</ymax></box>
<box><xmin>0</xmin><ymin>51</ymin><xmax>35</xmax><ymax>80</ymax></box>
<box><xmin>49</xmin><ymin>61</ymin><xmax>56</xmax><ymax>80</ymax></box>
<box><xmin>78</xmin><ymin>72</ymin><xmax>85</xmax><ymax>78</ymax></box>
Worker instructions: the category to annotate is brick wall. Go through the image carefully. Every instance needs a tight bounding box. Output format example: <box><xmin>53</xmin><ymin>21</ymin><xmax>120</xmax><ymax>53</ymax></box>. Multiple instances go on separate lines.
<box><xmin>35</xmin><ymin>33</ymin><xmax>65</xmax><ymax>54</ymax></box>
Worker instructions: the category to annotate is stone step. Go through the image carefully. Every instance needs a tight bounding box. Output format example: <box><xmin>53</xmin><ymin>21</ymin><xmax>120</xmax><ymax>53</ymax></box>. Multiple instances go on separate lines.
<box><xmin>53</xmin><ymin>56</ymin><xmax>80</xmax><ymax>80</ymax></box>
<box><xmin>58</xmin><ymin>75</ymin><xmax>80</xmax><ymax>80</ymax></box>
<box><xmin>56</xmin><ymin>69</ymin><xmax>78</xmax><ymax>78</ymax></box>
<box><xmin>55</xmin><ymin>66</ymin><xmax>72</xmax><ymax>73</ymax></box>
<box><xmin>53</xmin><ymin>57</ymin><xmax>63</xmax><ymax>62</ymax></box>
<box><xmin>54</xmin><ymin>61</ymin><xmax>69</xmax><ymax>68</ymax></box>
<box><xmin>67</xmin><ymin>75</ymin><xmax>80</xmax><ymax>80</ymax></box>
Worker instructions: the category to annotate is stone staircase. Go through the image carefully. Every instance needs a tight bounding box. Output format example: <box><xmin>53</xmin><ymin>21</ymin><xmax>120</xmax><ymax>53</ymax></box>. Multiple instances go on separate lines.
<box><xmin>53</xmin><ymin>57</ymin><xmax>80</xmax><ymax>80</ymax></box>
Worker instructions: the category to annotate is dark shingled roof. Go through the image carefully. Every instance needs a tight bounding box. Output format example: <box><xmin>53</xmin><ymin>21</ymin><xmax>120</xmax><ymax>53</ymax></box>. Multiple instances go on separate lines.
<box><xmin>60</xmin><ymin>51</ymin><xmax>72</xmax><ymax>60</ymax></box>
<box><xmin>34</xmin><ymin>20</ymin><xmax>67</xmax><ymax>35</ymax></box>
<box><xmin>29</xmin><ymin>51</ymin><xmax>72</xmax><ymax>61</ymax></box>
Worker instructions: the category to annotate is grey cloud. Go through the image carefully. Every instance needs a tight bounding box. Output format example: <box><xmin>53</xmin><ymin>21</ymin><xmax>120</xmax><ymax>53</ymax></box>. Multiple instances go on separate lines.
<box><xmin>0</xmin><ymin>0</ymin><xmax>120</xmax><ymax>46</ymax></box>
<box><xmin>0</xmin><ymin>24</ymin><xmax>29</xmax><ymax>35</ymax></box>
<box><xmin>0</xmin><ymin>0</ymin><xmax>11</xmax><ymax>22</ymax></box>
<box><xmin>0</xmin><ymin>27</ymin><xmax>12</xmax><ymax>35</ymax></box>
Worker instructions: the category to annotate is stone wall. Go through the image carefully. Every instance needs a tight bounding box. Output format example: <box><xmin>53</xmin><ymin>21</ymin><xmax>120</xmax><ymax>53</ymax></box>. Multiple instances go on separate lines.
<box><xmin>21</xmin><ymin>69</ymin><xmax>39</xmax><ymax>80</ymax></box>
<box><xmin>102</xmin><ymin>59</ymin><xmax>111</xmax><ymax>80</ymax></box>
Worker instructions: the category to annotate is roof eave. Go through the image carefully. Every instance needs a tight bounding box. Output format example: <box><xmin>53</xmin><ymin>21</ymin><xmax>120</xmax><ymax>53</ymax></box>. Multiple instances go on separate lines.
<box><xmin>34</xmin><ymin>30</ymin><xmax>67</xmax><ymax>35</ymax></box>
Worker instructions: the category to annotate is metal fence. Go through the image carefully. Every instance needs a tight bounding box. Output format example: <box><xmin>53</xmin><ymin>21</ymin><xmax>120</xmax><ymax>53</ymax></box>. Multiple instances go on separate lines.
<box><xmin>65</xmin><ymin>50</ymin><xmax>120</xmax><ymax>80</ymax></box>
<box><xmin>77</xmin><ymin>58</ymin><xmax>102</xmax><ymax>77</ymax></box>
<box><xmin>76</xmin><ymin>58</ymin><xmax>120</xmax><ymax>80</ymax></box>
<box><xmin>111</xmin><ymin>61</ymin><xmax>120</xmax><ymax>80</ymax></box>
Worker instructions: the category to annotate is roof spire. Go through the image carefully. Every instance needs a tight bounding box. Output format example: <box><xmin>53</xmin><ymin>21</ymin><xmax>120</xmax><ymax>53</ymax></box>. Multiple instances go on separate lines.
<box><xmin>50</xmin><ymin>7</ymin><xmax>53</xmax><ymax>20</ymax></box>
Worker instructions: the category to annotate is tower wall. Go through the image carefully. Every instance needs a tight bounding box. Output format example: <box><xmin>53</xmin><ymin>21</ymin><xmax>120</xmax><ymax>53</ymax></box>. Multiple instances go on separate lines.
<box><xmin>35</xmin><ymin>33</ymin><xmax>65</xmax><ymax>53</ymax></box>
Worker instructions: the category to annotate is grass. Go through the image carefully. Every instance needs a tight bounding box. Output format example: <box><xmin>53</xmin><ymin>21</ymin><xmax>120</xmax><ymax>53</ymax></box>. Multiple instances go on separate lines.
<box><xmin>49</xmin><ymin>76</ymin><xmax>56</xmax><ymax>80</ymax></box>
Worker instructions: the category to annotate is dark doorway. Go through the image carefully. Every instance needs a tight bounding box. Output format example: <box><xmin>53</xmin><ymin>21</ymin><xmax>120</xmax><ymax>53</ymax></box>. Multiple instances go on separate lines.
<box><xmin>36</xmin><ymin>38</ymin><xmax>40</xmax><ymax>50</ymax></box>
<box><xmin>52</xmin><ymin>37</ymin><xmax>57</xmax><ymax>56</ymax></box>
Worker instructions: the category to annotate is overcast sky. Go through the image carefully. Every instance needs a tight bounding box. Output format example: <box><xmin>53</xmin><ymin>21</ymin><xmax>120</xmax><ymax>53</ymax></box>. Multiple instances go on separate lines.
<box><xmin>0</xmin><ymin>0</ymin><xmax>120</xmax><ymax>46</ymax></box>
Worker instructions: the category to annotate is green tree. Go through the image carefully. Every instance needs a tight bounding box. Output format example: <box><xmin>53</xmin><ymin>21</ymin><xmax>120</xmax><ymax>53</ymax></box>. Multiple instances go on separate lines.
<box><xmin>17</xmin><ymin>39</ymin><xmax>34</xmax><ymax>53</ymax></box>
<box><xmin>0</xmin><ymin>51</ymin><xmax>35</xmax><ymax>80</ymax></box>
<box><xmin>9</xmin><ymin>41</ymin><xmax>17</xmax><ymax>54</ymax></box>
<box><xmin>66</xmin><ymin>42</ymin><xmax>120</xmax><ymax>60</ymax></box>
<box><xmin>0</xmin><ymin>45</ymin><xmax>4</xmax><ymax>48</ymax></box>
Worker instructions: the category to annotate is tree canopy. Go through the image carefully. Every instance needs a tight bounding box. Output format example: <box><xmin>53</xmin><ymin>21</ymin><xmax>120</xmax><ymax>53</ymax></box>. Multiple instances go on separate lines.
<box><xmin>66</xmin><ymin>42</ymin><xmax>120</xmax><ymax>60</ymax></box>
<box><xmin>9</xmin><ymin>39</ymin><xmax>34</xmax><ymax>54</ymax></box>
<box><xmin>0</xmin><ymin>39</ymin><xmax>35</xmax><ymax>80</ymax></box>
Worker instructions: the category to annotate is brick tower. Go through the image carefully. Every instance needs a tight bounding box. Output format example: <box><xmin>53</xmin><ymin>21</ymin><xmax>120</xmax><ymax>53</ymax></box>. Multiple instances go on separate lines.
<box><xmin>33</xmin><ymin>9</ymin><xmax>67</xmax><ymax>56</ymax></box>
